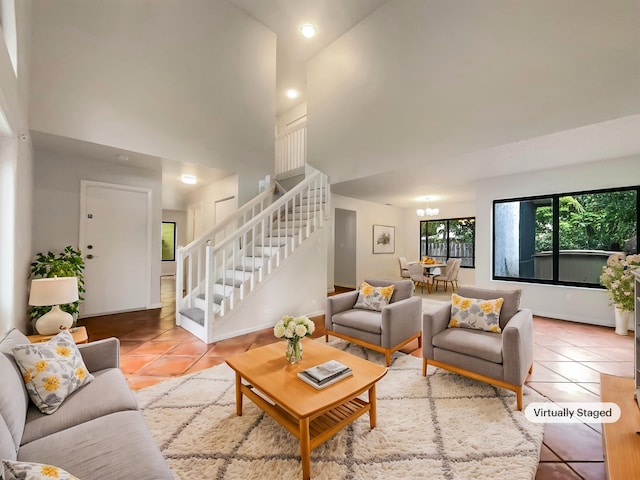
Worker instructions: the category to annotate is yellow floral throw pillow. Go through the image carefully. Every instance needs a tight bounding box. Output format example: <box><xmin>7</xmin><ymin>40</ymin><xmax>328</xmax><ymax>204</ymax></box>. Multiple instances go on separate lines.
<box><xmin>353</xmin><ymin>281</ymin><xmax>395</xmax><ymax>311</ymax></box>
<box><xmin>0</xmin><ymin>460</ymin><xmax>78</xmax><ymax>480</ymax></box>
<box><xmin>11</xmin><ymin>329</ymin><xmax>94</xmax><ymax>414</ymax></box>
<box><xmin>449</xmin><ymin>293</ymin><xmax>504</xmax><ymax>333</ymax></box>
<box><xmin>1</xmin><ymin>460</ymin><xmax>80</xmax><ymax>480</ymax></box>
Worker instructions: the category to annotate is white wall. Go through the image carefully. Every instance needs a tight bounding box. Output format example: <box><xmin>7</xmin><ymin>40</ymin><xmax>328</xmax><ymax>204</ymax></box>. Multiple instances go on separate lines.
<box><xmin>307</xmin><ymin>0</ymin><xmax>640</xmax><ymax>184</ymax></box>
<box><xmin>161</xmin><ymin>209</ymin><xmax>187</xmax><ymax>276</ymax></box>
<box><xmin>32</xmin><ymin>150</ymin><xmax>163</xmax><ymax>309</ymax></box>
<box><xmin>328</xmin><ymin>194</ymin><xmax>410</xmax><ymax>289</ymax></box>
<box><xmin>186</xmin><ymin>174</ymin><xmax>239</xmax><ymax>235</ymax></box>
<box><xmin>475</xmin><ymin>155</ymin><xmax>640</xmax><ymax>327</ymax></box>
<box><xmin>276</xmin><ymin>102</ymin><xmax>307</xmax><ymax>135</ymax></box>
<box><xmin>29</xmin><ymin>0</ymin><xmax>276</xmax><ymax>205</ymax></box>
<box><xmin>0</xmin><ymin>0</ymin><xmax>31</xmax><ymax>334</ymax></box>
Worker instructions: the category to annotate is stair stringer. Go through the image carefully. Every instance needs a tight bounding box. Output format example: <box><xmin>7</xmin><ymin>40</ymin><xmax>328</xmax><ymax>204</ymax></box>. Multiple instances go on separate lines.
<box><xmin>203</xmin><ymin>226</ymin><xmax>328</xmax><ymax>343</ymax></box>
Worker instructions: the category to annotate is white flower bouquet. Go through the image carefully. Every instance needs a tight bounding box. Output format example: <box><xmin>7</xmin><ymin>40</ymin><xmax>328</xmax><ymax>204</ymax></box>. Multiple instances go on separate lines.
<box><xmin>273</xmin><ymin>315</ymin><xmax>315</xmax><ymax>341</ymax></box>
<box><xmin>600</xmin><ymin>253</ymin><xmax>640</xmax><ymax>312</ymax></box>
<box><xmin>274</xmin><ymin>315</ymin><xmax>315</xmax><ymax>363</ymax></box>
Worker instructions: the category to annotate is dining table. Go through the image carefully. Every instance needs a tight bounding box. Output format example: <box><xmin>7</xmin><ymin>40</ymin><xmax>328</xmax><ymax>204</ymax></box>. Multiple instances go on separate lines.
<box><xmin>419</xmin><ymin>262</ymin><xmax>447</xmax><ymax>293</ymax></box>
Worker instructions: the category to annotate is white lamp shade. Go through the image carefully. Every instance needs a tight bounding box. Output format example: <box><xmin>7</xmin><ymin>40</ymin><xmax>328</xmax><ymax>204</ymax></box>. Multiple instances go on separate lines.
<box><xmin>29</xmin><ymin>277</ymin><xmax>79</xmax><ymax>306</ymax></box>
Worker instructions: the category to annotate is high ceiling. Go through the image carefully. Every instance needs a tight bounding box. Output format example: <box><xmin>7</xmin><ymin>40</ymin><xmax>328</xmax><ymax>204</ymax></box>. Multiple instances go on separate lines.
<box><xmin>229</xmin><ymin>0</ymin><xmax>387</xmax><ymax>116</ymax></box>
<box><xmin>30</xmin><ymin>1</ymin><xmax>640</xmax><ymax>212</ymax></box>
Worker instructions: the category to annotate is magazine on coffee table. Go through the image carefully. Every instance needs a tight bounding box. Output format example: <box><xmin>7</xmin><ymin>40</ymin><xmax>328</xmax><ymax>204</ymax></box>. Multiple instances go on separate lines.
<box><xmin>297</xmin><ymin>360</ymin><xmax>352</xmax><ymax>389</ymax></box>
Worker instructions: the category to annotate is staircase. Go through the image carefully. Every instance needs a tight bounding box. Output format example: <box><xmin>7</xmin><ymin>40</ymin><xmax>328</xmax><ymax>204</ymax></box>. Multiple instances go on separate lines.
<box><xmin>175</xmin><ymin>169</ymin><xmax>329</xmax><ymax>343</ymax></box>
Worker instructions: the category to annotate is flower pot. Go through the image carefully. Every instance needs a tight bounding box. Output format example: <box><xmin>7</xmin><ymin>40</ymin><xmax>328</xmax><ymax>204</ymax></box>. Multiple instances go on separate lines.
<box><xmin>614</xmin><ymin>306</ymin><xmax>633</xmax><ymax>335</ymax></box>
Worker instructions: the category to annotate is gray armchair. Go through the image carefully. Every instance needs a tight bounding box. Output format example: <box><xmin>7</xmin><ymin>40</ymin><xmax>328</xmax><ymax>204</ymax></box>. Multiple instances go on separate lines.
<box><xmin>422</xmin><ymin>286</ymin><xmax>534</xmax><ymax>410</ymax></box>
<box><xmin>326</xmin><ymin>279</ymin><xmax>422</xmax><ymax>366</ymax></box>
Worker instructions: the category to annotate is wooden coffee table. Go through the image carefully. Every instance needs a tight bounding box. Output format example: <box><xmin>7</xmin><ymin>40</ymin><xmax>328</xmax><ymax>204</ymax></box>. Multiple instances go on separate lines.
<box><xmin>226</xmin><ymin>338</ymin><xmax>387</xmax><ymax>480</ymax></box>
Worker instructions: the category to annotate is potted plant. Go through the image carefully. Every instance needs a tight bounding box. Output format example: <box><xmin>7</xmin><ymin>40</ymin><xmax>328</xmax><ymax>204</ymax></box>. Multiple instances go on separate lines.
<box><xmin>600</xmin><ymin>253</ymin><xmax>640</xmax><ymax>334</ymax></box>
<box><xmin>29</xmin><ymin>245</ymin><xmax>85</xmax><ymax>324</ymax></box>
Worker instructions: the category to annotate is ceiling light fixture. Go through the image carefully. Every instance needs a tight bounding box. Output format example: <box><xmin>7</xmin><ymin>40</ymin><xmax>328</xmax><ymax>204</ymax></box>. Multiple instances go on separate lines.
<box><xmin>181</xmin><ymin>174</ymin><xmax>197</xmax><ymax>185</ymax></box>
<box><xmin>286</xmin><ymin>89</ymin><xmax>299</xmax><ymax>99</ymax></box>
<box><xmin>416</xmin><ymin>197</ymin><xmax>439</xmax><ymax>217</ymax></box>
<box><xmin>300</xmin><ymin>23</ymin><xmax>316</xmax><ymax>38</ymax></box>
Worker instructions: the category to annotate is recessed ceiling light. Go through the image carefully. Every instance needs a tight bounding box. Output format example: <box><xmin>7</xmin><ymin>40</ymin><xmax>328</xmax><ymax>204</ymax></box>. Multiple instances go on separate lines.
<box><xmin>300</xmin><ymin>24</ymin><xmax>316</xmax><ymax>38</ymax></box>
<box><xmin>181</xmin><ymin>174</ymin><xmax>197</xmax><ymax>185</ymax></box>
<box><xmin>286</xmin><ymin>89</ymin><xmax>300</xmax><ymax>99</ymax></box>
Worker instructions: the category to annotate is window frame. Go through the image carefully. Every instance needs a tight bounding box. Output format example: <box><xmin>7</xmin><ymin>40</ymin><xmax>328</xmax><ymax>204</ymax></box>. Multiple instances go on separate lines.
<box><xmin>492</xmin><ymin>185</ymin><xmax>640</xmax><ymax>288</ymax></box>
<box><xmin>161</xmin><ymin>221</ymin><xmax>177</xmax><ymax>262</ymax></box>
<box><xmin>420</xmin><ymin>217</ymin><xmax>476</xmax><ymax>268</ymax></box>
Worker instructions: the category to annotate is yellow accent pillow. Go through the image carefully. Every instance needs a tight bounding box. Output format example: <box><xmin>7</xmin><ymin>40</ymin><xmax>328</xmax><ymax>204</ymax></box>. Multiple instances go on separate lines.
<box><xmin>12</xmin><ymin>329</ymin><xmax>94</xmax><ymax>414</ymax></box>
<box><xmin>353</xmin><ymin>282</ymin><xmax>395</xmax><ymax>311</ymax></box>
<box><xmin>1</xmin><ymin>460</ymin><xmax>80</xmax><ymax>480</ymax></box>
<box><xmin>449</xmin><ymin>293</ymin><xmax>504</xmax><ymax>333</ymax></box>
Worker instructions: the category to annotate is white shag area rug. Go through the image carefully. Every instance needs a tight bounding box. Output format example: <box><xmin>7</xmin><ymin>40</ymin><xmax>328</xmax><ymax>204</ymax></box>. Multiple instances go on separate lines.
<box><xmin>135</xmin><ymin>339</ymin><xmax>545</xmax><ymax>480</ymax></box>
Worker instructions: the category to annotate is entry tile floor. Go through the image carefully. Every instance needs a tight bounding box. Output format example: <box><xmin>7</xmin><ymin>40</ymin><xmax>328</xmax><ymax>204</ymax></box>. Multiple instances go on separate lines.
<box><xmin>79</xmin><ymin>277</ymin><xmax>634</xmax><ymax>480</ymax></box>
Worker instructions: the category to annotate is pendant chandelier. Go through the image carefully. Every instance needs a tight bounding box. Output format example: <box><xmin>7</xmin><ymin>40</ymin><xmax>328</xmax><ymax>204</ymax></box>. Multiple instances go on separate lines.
<box><xmin>416</xmin><ymin>197</ymin><xmax>439</xmax><ymax>217</ymax></box>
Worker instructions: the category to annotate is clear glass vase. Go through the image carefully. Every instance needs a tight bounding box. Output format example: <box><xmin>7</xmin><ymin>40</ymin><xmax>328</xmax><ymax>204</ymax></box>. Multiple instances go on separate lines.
<box><xmin>286</xmin><ymin>338</ymin><xmax>303</xmax><ymax>364</ymax></box>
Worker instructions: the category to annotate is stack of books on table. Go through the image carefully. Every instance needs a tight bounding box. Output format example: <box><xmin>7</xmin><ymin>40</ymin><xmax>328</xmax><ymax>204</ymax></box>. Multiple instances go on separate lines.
<box><xmin>297</xmin><ymin>360</ymin><xmax>353</xmax><ymax>390</ymax></box>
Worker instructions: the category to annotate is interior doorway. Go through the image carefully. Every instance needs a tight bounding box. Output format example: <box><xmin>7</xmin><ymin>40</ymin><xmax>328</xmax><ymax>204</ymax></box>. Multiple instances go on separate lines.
<box><xmin>186</xmin><ymin>202</ymin><xmax>203</xmax><ymax>243</ymax></box>
<box><xmin>334</xmin><ymin>208</ymin><xmax>357</xmax><ymax>288</ymax></box>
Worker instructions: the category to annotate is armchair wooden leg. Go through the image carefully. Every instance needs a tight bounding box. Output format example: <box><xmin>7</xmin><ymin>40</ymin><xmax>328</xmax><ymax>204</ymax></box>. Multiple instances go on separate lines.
<box><xmin>529</xmin><ymin>363</ymin><xmax>534</xmax><ymax>374</ymax></box>
<box><xmin>325</xmin><ymin>334</ymin><xmax>329</xmax><ymax>342</ymax></box>
<box><xmin>417</xmin><ymin>334</ymin><xmax>422</xmax><ymax>348</ymax></box>
<box><xmin>385</xmin><ymin>351</ymin><xmax>391</xmax><ymax>367</ymax></box>
<box><xmin>516</xmin><ymin>386</ymin><xmax>523</xmax><ymax>411</ymax></box>
<box><xmin>422</xmin><ymin>358</ymin><xmax>427</xmax><ymax>376</ymax></box>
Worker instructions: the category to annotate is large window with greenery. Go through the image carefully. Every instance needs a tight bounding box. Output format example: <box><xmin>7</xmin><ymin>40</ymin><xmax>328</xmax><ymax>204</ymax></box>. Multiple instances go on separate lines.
<box><xmin>420</xmin><ymin>218</ymin><xmax>475</xmax><ymax>268</ymax></box>
<box><xmin>493</xmin><ymin>187</ymin><xmax>639</xmax><ymax>287</ymax></box>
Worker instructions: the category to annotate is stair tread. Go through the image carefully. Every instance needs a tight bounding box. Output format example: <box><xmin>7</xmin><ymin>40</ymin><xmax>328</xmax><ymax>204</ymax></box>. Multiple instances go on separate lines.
<box><xmin>196</xmin><ymin>293</ymin><xmax>224</xmax><ymax>304</ymax></box>
<box><xmin>180</xmin><ymin>308</ymin><xmax>205</xmax><ymax>326</ymax></box>
<box><xmin>216</xmin><ymin>277</ymin><xmax>244</xmax><ymax>287</ymax></box>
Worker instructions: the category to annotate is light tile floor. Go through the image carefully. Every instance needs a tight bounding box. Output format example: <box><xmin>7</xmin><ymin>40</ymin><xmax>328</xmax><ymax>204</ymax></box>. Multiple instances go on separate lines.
<box><xmin>79</xmin><ymin>277</ymin><xmax>634</xmax><ymax>480</ymax></box>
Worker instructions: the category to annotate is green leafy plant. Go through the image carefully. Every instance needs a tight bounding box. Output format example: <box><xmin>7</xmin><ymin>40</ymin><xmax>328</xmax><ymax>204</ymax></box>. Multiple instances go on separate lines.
<box><xmin>30</xmin><ymin>246</ymin><xmax>85</xmax><ymax>320</ymax></box>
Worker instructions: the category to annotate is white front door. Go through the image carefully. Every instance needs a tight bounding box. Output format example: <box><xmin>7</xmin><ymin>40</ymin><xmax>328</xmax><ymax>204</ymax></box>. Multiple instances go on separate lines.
<box><xmin>79</xmin><ymin>181</ymin><xmax>151</xmax><ymax>316</ymax></box>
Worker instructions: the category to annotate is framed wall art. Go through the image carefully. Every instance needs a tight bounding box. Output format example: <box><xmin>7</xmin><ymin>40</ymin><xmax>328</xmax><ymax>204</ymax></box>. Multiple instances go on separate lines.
<box><xmin>373</xmin><ymin>224</ymin><xmax>395</xmax><ymax>254</ymax></box>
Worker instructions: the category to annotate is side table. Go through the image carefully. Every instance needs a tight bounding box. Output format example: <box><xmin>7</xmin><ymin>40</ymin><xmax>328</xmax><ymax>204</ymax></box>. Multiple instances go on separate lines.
<box><xmin>27</xmin><ymin>326</ymin><xmax>88</xmax><ymax>344</ymax></box>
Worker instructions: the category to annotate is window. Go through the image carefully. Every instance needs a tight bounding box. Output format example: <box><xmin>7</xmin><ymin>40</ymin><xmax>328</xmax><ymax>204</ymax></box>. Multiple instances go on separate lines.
<box><xmin>493</xmin><ymin>187</ymin><xmax>639</xmax><ymax>287</ymax></box>
<box><xmin>161</xmin><ymin>222</ymin><xmax>176</xmax><ymax>261</ymax></box>
<box><xmin>420</xmin><ymin>217</ymin><xmax>475</xmax><ymax>268</ymax></box>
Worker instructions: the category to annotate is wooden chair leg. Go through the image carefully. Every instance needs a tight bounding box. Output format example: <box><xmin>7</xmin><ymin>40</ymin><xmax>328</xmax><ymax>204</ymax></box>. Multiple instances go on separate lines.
<box><xmin>325</xmin><ymin>334</ymin><xmax>329</xmax><ymax>342</ymax></box>
<box><xmin>385</xmin><ymin>351</ymin><xmax>391</xmax><ymax>367</ymax></box>
<box><xmin>516</xmin><ymin>386</ymin><xmax>523</xmax><ymax>411</ymax></box>
<box><xmin>422</xmin><ymin>358</ymin><xmax>428</xmax><ymax>376</ymax></box>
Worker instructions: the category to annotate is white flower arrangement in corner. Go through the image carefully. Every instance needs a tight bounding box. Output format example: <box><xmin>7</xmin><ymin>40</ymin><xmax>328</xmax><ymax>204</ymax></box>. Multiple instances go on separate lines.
<box><xmin>600</xmin><ymin>253</ymin><xmax>640</xmax><ymax>312</ymax></box>
<box><xmin>273</xmin><ymin>315</ymin><xmax>315</xmax><ymax>341</ymax></box>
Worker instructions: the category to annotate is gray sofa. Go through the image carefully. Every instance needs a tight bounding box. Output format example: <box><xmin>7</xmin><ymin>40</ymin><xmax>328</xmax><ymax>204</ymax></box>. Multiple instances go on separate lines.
<box><xmin>325</xmin><ymin>279</ymin><xmax>422</xmax><ymax>366</ymax></box>
<box><xmin>0</xmin><ymin>328</ymin><xmax>172</xmax><ymax>480</ymax></box>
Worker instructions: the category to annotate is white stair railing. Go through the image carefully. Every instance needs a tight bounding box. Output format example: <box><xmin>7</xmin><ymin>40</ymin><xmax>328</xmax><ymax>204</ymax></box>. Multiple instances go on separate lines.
<box><xmin>176</xmin><ymin>169</ymin><xmax>329</xmax><ymax>343</ymax></box>
<box><xmin>176</xmin><ymin>185</ymin><xmax>276</xmax><ymax>321</ymax></box>
<box><xmin>275</xmin><ymin>121</ymin><xmax>307</xmax><ymax>179</ymax></box>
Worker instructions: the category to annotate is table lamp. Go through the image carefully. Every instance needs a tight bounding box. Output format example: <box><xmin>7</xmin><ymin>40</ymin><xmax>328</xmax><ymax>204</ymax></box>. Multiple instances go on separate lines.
<box><xmin>29</xmin><ymin>277</ymin><xmax>79</xmax><ymax>335</ymax></box>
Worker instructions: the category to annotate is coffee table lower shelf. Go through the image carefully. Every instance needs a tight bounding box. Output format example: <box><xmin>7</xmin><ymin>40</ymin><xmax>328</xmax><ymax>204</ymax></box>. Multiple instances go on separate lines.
<box><xmin>244</xmin><ymin>383</ymin><xmax>370</xmax><ymax>447</ymax></box>
<box><xmin>239</xmin><ymin>380</ymin><xmax>376</xmax><ymax>479</ymax></box>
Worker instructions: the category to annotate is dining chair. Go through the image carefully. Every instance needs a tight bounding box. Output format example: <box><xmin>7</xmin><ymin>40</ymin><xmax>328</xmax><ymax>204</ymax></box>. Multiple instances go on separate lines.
<box><xmin>408</xmin><ymin>263</ymin><xmax>432</xmax><ymax>294</ymax></box>
<box><xmin>398</xmin><ymin>257</ymin><xmax>412</xmax><ymax>279</ymax></box>
<box><xmin>433</xmin><ymin>258</ymin><xmax>461</xmax><ymax>292</ymax></box>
